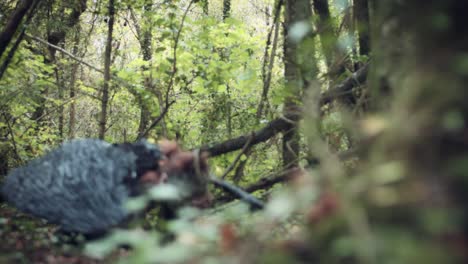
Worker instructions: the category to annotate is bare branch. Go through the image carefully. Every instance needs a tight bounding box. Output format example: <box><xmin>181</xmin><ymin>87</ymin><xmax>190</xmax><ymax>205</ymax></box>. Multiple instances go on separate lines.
<box><xmin>201</xmin><ymin>113</ymin><xmax>298</xmax><ymax>156</ymax></box>
<box><xmin>210</xmin><ymin>176</ymin><xmax>264</xmax><ymax>210</ymax></box>
<box><xmin>215</xmin><ymin>168</ymin><xmax>296</xmax><ymax>205</ymax></box>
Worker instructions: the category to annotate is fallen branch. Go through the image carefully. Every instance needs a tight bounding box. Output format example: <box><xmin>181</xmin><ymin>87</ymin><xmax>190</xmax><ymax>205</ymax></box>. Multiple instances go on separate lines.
<box><xmin>210</xmin><ymin>176</ymin><xmax>264</xmax><ymax>210</ymax></box>
<box><xmin>201</xmin><ymin>113</ymin><xmax>298</xmax><ymax>156</ymax></box>
<box><xmin>202</xmin><ymin>64</ymin><xmax>369</xmax><ymax>157</ymax></box>
<box><xmin>214</xmin><ymin>146</ymin><xmax>359</xmax><ymax>206</ymax></box>
<box><xmin>319</xmin><ymin>63</ymin><xmax>369</xmax><ymax>105</ymax></box>
<box><xmin>215</xmin><ymin>168</ymin><xmax>296</xmax><ymax>205</ymax></box>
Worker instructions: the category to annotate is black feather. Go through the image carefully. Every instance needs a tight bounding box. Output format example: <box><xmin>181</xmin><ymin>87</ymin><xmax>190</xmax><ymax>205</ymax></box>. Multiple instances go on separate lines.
<box><xmin>2</xmin><ymin>139</ymin><xmax>161</xmax><ymax>234</ymax></box>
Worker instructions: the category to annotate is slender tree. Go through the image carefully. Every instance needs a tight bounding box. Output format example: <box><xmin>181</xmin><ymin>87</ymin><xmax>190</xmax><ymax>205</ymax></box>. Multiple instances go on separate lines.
<box><xmin>222</xmin><ymin>0</ymin><xmax>231</xmax><ymax>21</ymax></box>
<box><xmin>354</xmin><ymin>0</ymin><xmax>370</xmax><ymax>56</ymax></box>
<box><xmin>131</xmin><ymin>0</ymin><xmax>169</xmax><ymax>138</ymax></box>
<box><xmin>68</xmin><ymin>27</ymin><xmax>81</xmax><ymax>139</ymax></box>
<box><xmin>99</xmin><ymin>0</ymin><xmax>115</xmax><ymax>139</ymax></box>
<box><xmin>135</xmin><ymin>0</ymin><xmax>154</xmax><ymax>137</ymax></box>
<box><xmin>282</xmin><ymin>0</ymin><xmax>314</xmax><ymax>168</ymax></box>
<box><xmin>0</xmin><ymin>0</ymin><xmax>38</xmax><ymax>58</ymax></box>
<box><xmin>31</xmin><ymin>0</ymin><xmax>87</xmax><ymax>126</ymax></box>
<box><xmin>200</xmin><ymin>0</ymin><xmax>208</xmax><ymax>15</ymax></box>
<box><xmin>257</xmin><ymin>0</ymin><xmax>282</xmax><ymax>118</ymax></box>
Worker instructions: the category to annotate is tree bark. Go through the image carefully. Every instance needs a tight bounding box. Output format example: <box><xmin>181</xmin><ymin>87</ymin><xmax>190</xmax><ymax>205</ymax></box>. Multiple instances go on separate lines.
<box><xmin>257</xmin><ymin>0</ymin><xmax>283</xmax><ymax>118</ymax></box>
<box><xmin>354</xmin><ymin>0</ymin><xmax>370</xmax><ymax>56</ymax></box>
<box><xmin>0</xmin><ymin>28</ymin><xmax>25</xmax><ymax>80</ymax></box>
<box><xmin>313</xmin><ymin>0</ymin><xmax>346</xmax><ymax>78</ymax></box>
<box><xmin>0</xmin><ymin>0</ymin><xmax>37</xmax><ymax>58</ymax></box>
<box><xmin>31</xmin><ymin>0</ymin><xmax>87</xmax><ymax>128</ymax></box>
<box><xmin>0</xmin><ymin>114</ymin><xmax>11</xmax><ymax>176</ymax></box>
<box><xmin>201</xmin><ymin>0</ymin><xmax>209</xmax><ymax>15</ymax></box>
<box><xmin>136</xmin><ymin>0</ymin><xmax>154</xmax><ymax>138</ymax></box>
<box><xmin>55</xmin><ymin>63</ymin><xmax>64</xmax><ymax>140</ymax></box>
<box><xmin>0</xmin><ymin>0</ymin><xmax>40</xmax><ymax>80</ymax></box>
<box><xmin>68</xmin><ymin>28</ymin><xmax>81</xmax><ymax>139</ymax></box>
<box><xmin>282</xmin><ymin>0</ymin><xmax>314</xmax><ymax>168</ymax></box>
<box><xmin>222</xmin><ymin>0</ymin><xmax>231</xmax><ymax>21</ymax></box>
<box><xmin>99</xmin><ymin>0</ymin><xmax>115</xmax><ymax>139</ymax></box>
<box><xmin>312</xmin><ymin>0</ymin><xmax>332</xmax><ymax>67</ymax></box>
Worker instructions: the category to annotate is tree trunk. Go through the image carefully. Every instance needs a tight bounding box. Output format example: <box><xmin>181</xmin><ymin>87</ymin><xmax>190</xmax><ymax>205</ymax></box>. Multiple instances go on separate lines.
<box><xmin>282</xmin><ymin>0</ymin><xmax>314</xmax><ymax>168</ymax></box>
<box><xmin>312</xmin><ymin>0</ymin><xmax>345</xmax><ymax>78</ymax></box>
<box><xmin>0</xmin><ymin>115</ymin><xmax>10</xmax><ymax>176</ymax></box>
<box><xmin>354</xmin><ymin>0</ymin><xmax>370</xmax><ymax>56</ymax></box>
<box><xmin>55</xmin><ymin>64</ymin><xmax>64</xmax><ymax>140</ymax></box>
<box><xmin>68</xmin><ymin>28</ymin><xmax>81</xmax><ymax>139</ymax></box>
<box><xmin>136</xmin><ymin>0</ymin><xmax>154</xmax><ymax>138</ymax></box>
<box><xmin>32</xmin><ymin>0</ymin><xmax>86</xmax><ymax>131</ymax></box>
<box><xmin>223</xmin><ymin>0</ymin><xmax>231</xmax><ymax>21</ymax></box>
<box><xmin>0</xmin><ymin>0</ymin><xmax>39</xmax><ymax>80</ymax></box>
<box><xmin>312</xmin><ymin>0</ymin><xmax>333</xmax><ymax>67</ymax></box>
<box><xmin>201</xmin><ymin>0</ymin><xmax>209</xmax><ymax>15</ymax></box>
<box><xmin>0</xmin><ymin>0</ymin><xmax>36</xmax><ymax>58</ymax></box>
<box><xmin>0</xmin><ymin>28</ymin><xmax>25</xmax><ymax>80</ymax></box>
<box><xmin>132</xmin><ymin>0</ymin><xmax>169</xmax><ymax>139</ymax></box>
<box><xmin>99</xmin><ymin>0</ymin><xmax>115</xmax><ymax>139</ymax></box>
<box><xmin>257</xmin><ymin>0</ymin><xmax>282</xmax><ymax>118</ymax></box>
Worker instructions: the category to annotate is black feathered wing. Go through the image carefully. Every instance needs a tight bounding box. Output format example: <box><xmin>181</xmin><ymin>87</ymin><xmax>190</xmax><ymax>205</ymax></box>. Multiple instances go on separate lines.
<box><xmin>2</xmin><ymin>139</ymin><xmax>137</xmax><ymax>233</ymax></box>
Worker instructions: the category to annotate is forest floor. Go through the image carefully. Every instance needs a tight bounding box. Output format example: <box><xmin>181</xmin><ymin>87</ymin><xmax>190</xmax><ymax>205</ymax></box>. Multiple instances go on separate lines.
<box><xmin>0</xmin><ymin>203</ymin><xmax>104</xmax><ymax>264</ymax></box>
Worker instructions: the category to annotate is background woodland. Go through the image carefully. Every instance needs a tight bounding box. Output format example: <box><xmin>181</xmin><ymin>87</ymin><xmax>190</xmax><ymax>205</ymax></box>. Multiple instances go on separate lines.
<box><xmin>1</xmin><ymin>0</ymin><xmax>468</xmax><ymax>263</ymax></box>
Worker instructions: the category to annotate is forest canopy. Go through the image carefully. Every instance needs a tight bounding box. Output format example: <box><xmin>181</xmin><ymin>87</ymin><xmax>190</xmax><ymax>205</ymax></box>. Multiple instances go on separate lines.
<box><xmin>1</xmin><ymin>0</ymin><xmax>468</xmax><ymax>263</ymax></box>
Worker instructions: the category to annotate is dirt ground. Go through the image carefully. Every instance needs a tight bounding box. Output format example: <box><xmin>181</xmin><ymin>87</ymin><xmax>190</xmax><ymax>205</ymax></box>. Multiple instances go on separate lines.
<box><xmin>0</xmin><ymin>203</ymin><xmax>105</xmax><ymax>264</ymax></box>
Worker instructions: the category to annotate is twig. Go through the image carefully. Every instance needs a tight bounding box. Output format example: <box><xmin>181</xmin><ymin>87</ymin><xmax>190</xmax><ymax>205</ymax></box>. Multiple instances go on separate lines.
<box><xmin>215</xmin><ymin>168</ymin><xmax>298</xmax><ymax>205</ymax></box>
